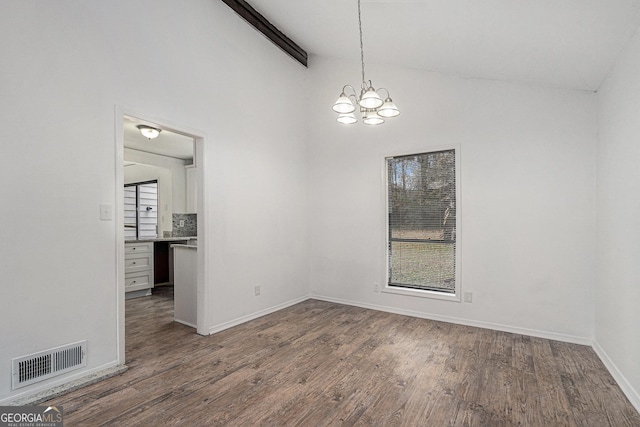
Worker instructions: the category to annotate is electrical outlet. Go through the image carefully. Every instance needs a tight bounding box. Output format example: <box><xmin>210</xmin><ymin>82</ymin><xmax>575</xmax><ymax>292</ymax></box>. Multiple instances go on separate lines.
<box><xmin>179</xmin><ymin>219</ymin><xmax>185</xmax><ymax>227</ymax></box>
<box><xmin>254</xmin><ymin>284</ymin><xmax>261</xmax><ymax>296</ymax></box>
<box><xmin>463</xmin><ymin>292</ymin><xmax>473</xmax><ymax>303</ymax></box>
<box><xmin>374</xmin><ymin>282</ymin><xmax>380</xmax><ymax>292</ymax></box>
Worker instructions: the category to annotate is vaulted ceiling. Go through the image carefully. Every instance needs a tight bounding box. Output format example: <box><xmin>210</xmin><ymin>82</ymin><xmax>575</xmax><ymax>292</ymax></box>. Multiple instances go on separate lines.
<box><xmin>248</xmin><ymin>0</ymin><xmax>640</xmax><ymax>92</ymax></box>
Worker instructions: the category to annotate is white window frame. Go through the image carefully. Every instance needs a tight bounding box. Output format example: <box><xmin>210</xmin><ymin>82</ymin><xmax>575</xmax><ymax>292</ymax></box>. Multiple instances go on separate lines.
<box><xmin>381</xmin><ymin>145</ymin><xmax>462</xmax><ymax>302</ymax></box>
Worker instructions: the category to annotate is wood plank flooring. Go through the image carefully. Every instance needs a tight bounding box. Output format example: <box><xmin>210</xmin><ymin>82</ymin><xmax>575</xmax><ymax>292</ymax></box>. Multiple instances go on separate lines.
<box><xmin>45</xmin><ymin>290</ymin><xmax>640</xmax><ymax>426</ymax></box>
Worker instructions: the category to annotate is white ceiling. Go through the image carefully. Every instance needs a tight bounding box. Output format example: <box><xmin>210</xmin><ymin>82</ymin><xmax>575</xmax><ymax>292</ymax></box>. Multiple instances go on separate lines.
<box><xmin>123</xmin><ymin>117</ymin><xmax>194</xmax><ymax>161</ymax></box>
<box><xmin>249</xmin><ymin>0</ymin><xmax>640</xmax><ymax>91</ymax></box>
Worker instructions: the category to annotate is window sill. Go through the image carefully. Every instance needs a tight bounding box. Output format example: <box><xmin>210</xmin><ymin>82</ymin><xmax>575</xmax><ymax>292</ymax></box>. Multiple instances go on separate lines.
<box><xmin>382</xmin><ymin>285</ymin><xmax>461</xmax><ymax>302</ymax></box>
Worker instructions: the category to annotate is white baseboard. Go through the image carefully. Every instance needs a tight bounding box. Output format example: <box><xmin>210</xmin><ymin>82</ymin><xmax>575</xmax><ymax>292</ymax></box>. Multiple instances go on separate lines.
<box><xmin>309</xmin><ymin>294</ymin><xmax>593</xmax><ymax>346</ymax></box>
<box><xmin>208</xmin><ymin>295</ymin><xmax>309</xmax><ymax>335</ymax></box>
<box><xmin>0</xmin><ymin>361</ymin><xmax>126</xmax><ymax>406</ymax></box>
<box><xmin>593</xmin><ymin>340</ymin><xmax>640</xmax><ymax>413</ymax></box>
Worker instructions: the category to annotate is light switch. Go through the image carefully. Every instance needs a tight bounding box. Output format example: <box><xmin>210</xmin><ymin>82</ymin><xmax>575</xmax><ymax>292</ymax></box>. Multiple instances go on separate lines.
<box><xmin>100</xmin><ymin>204</ymin><xmax>113</xmax><ymax>221</ymax></box>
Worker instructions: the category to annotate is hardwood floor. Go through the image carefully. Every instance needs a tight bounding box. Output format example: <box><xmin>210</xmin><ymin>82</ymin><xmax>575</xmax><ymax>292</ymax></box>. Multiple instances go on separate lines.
<box><xmin>45</xmin><ymin>291</ymin><xmax>640</xmax><ymax>426</ymax></box>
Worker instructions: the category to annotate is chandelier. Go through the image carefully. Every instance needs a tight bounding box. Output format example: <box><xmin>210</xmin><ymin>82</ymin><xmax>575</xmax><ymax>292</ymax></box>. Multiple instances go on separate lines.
<box><xmin>332</xmin><ymin>0</ymin><xmax>400</xmax><ymax>125</ymax></box>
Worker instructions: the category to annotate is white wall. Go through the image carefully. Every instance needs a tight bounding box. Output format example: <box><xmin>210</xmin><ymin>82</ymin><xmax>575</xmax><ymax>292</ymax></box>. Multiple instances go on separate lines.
<box><xmin>596</xmin><ymin>28</ymin><xmax>640</xmax><ymax>410</ymax></box>
<box><xmin>307</xmin><ymin>58</ymin><xmax>597</xmax><ymax>341</ymax></box>
<box><xmin>0</xmin><ymin>0</ymin><xmax>623</xmax><ymax>407</ymax></box>
<box><xmin>0</xmin><ymin>0</ymin><xmax>309</xmax><ymax>402</ymax></box>
<box><xmin>124</xmin><ymin>148</ymin><xmax>189</xmax><ymax>236</ymax></box>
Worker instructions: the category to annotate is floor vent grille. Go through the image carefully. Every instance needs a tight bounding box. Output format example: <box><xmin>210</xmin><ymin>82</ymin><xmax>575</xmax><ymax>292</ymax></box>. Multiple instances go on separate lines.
<box><xmin>12</xmin><ymin>341</ymin><xmax>87</xmax><ymax>389</ymax></box>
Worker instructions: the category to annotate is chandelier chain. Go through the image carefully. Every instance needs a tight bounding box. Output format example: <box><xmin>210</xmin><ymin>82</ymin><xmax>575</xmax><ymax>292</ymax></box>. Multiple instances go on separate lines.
<box><xmin>358</xmin><ymin>0</ymin><xmax>366</xmax><ymax>86</ymax></box>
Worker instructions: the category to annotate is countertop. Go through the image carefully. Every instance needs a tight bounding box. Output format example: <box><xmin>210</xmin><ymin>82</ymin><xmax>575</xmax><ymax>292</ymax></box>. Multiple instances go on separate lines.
<box><xmin>171</xmin><ymin>244</ymin><xmax>198</xmax><ymax>249</ymax></box>
<box><xmin>125</xmin><ymin>236</ymin><xmax>197</xmax><ymax>244</ymax></box>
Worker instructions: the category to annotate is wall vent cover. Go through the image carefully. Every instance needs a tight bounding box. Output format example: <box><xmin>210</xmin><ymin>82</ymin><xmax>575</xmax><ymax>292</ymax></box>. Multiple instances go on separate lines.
<box><xmin>12</xmin><ymin>340</ymin><xmax>87</xmax><ymax>389</ymax></box>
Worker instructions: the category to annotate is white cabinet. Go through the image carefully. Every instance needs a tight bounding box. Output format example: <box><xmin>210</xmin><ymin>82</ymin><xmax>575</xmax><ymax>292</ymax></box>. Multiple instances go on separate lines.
<box><xmin>125</xmin><ymin>241</ymin><xmax>154</xmax><ymax>296</ymax></box>
<box><xmin>125</xmin><ymin>272</ymin><xmax>153</xmax><ymax>292</ymax></box>
<box><xmin>125</xmin><ymin>241</ymin><xmax>154</xmax><ymax>254</ymax></box>
<box><xmin>172</xmin><ymin>244</ymin><xmax>197</xmax><ymax>328</ymax></box>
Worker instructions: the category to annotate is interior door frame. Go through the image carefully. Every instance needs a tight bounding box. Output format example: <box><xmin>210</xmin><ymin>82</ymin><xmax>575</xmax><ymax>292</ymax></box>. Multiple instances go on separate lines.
<box><xmin>115</xmin><ymin>106</ymin><xmax>210</xmax><ymax>364</ymax></box>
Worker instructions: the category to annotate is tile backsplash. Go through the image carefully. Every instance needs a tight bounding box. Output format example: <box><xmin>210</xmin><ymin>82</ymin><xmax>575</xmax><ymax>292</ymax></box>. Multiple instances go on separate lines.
<box><xmin>172</xmin><ymin>213</ymin><xmax>197</xmax><ymax>237</ymax></box>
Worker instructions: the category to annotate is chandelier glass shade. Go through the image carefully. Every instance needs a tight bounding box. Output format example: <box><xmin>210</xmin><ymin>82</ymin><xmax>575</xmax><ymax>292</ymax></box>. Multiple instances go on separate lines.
<box><xmin>332</xmin><ymin>0</ymin><xmax>399</xmax><ymax>125</ymax></box>
<box><xmin>337</xmin><ymin>112</ymin><xmax>358</xmax><ymax>124</ymax></box>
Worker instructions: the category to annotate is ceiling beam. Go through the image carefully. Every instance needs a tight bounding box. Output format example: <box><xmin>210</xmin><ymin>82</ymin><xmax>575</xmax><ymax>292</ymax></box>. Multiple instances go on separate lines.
<box><xmin>220</xmin><ymin>0</ymin><xmax>308</xmax><ymax>67</ymax></box>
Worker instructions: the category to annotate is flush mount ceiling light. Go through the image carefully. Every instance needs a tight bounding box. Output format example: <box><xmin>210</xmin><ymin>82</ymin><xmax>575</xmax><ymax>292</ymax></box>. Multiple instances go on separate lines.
<box><xmin>332</xmin><ymin>0</ymin><xmax>400</xmax><ymax>125</ymax></box>
<box><xmin>136</xmin><ymin>125</ymin><xmax>161</xmax><ymax>140</ymax></box>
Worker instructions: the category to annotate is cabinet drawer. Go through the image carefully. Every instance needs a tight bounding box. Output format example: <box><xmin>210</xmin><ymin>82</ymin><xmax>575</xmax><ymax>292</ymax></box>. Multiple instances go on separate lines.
<box><xmin>125</xmin><ymin>242</ymin><xmax>153</xmax><ymax>254</ymax></box>
<box><xmin>125</xmin><ymin>253</ymin><xmax>152</xmax><ymax>273</ymax></box>
<box><xmin>125</xmin><ymin>272</ymin><xmax>153</xmax><ymax>292</ymax></box>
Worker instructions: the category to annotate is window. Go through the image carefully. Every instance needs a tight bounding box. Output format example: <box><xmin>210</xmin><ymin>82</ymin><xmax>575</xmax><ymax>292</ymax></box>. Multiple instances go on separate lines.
<box><xmin>124</xmin><ymin>181</ymin><xmax>158</xmax><ymax>240</ymax></box>
<box><xmin>386</xmin><ymin>149</ymin><xmax>458</xmax><ymax>296</ymax></box>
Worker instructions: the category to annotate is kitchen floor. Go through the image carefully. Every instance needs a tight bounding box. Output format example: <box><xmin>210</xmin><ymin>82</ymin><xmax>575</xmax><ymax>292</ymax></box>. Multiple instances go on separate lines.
<box><xmin>151</xmin><ymin>284</ymin><xmax>174</xmax><ymax>299</ymax></box>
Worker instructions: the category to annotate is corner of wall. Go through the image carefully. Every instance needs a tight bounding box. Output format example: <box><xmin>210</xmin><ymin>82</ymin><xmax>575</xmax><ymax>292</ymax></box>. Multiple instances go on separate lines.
<box><xmin>593</xmin><ymin>339</ymin><xmax>640</xmax><ymax>413</ymax></box>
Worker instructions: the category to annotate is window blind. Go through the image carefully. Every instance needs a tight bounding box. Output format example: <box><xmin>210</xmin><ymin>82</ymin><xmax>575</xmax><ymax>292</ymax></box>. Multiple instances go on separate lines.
<box><xmin>124</xmin><ymin>186</ymin><xmax>138</xmax><ymax>240</ymax></box>
<box><xmin>387</xmin><ymin>150</ymin><xmax>456</xmax><ymax>293</ymax></box>
<box><xmin>137</xmin><ymin>182</ymin><xmax>158</xmax><ymax>240</ymax></box>
<box><xmin>124</xmin><ymin>181</ymin><xmax>158</xmax><ymax>240</ymax></box>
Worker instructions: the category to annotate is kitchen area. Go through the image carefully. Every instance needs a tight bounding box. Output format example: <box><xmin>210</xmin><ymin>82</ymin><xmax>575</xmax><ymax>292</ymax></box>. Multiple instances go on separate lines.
<box><xmin>123</xmin><ymin>118</ymin><xmax>198</xmax><ymax>328</ymax></box>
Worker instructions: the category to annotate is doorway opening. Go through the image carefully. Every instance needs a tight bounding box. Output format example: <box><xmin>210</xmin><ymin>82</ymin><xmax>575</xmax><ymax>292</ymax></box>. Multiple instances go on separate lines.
<box><xmin>115</xmin><ymin>109</ymin><xmax>209</xmax><ymax>364</ymax></box>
